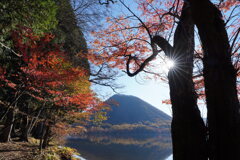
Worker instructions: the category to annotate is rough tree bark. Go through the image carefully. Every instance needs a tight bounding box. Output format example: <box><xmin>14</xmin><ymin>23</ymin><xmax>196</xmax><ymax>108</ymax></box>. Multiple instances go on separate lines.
<box><xmin>188</xmin><ymin>0</ymin><xmax>240</xmax><ymax>159</ymax></box>
<box><xmin>153</xmin><ymin>2</ymin><xmax>207</xmax><ymax>160</ymax></box>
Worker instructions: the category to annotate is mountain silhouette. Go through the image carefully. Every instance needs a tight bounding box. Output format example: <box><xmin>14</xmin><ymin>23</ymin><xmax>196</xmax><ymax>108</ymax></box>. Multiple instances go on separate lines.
<box><xmin>104</xmin><ymin>94</ymin><xmax>171</xmax><ymax>125</ymax></box>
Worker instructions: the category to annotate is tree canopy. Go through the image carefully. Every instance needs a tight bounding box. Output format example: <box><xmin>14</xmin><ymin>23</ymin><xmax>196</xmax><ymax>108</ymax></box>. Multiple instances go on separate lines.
<box><xmin>0</xmin><ymin>0</ymin><xmax>109</xmax><ymax>150</ymax></box>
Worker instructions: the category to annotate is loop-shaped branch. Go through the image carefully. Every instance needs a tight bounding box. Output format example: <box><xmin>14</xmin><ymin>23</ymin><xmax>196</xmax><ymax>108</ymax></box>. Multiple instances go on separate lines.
<box><xmin>126</xmin><ymin>36</ymin><xmax>173</xmax><ymax>77</ymax></box>
<box><xmin>99</xmin><ymin>0</ymin><xmax>115</xmax><ymax>5</ymax></box>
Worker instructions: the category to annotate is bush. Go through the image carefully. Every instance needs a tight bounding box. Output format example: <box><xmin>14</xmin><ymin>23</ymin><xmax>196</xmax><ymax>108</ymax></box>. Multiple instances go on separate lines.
<box><xmin>43</xmin><ymin>146</ymin><xmax>80</xmax><ymax>160</ymax></box>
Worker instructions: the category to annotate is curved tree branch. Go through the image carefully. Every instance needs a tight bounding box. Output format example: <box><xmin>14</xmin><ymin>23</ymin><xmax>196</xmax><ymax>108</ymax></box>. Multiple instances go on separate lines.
<box><xmin>99</xmin><ymin>0</ymin><xmax>115</xmax><ymax>5</ymax></box>
<box><xmin>152</xmin><ymin>35</ymin><xmax>174</xmax><ymax>56</ymax></box>
<box><xmin>126</xmin><ymin>35</ymin><xmax>173</xmax><ymax>77</ymax></box>
<box><xmin>126</xmin><ymin>48</ymin><xmax>156</xmax><ymax>77</ymax></box>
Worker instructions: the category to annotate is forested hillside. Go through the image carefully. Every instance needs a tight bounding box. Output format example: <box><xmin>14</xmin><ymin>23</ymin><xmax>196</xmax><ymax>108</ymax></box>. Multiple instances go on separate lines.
<box><xmin>54</xmin><ymin>0</ymin><xmax>89</xmax><ymax>68</ymax></box>
<box><xmin>0</xmin><ymin>1</ymin><xmax>107</xmax><ymax>159</ymax></box>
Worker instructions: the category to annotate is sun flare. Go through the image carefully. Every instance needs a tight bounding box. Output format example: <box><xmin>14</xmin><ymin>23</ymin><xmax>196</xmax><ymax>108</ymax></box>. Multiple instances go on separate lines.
<box><xmin>162</xmin><ymin>58</ymin><xmax>175</xmax><ymax>73</ymax></box>
<box><xmin>166</xmin><ymin>58</ymin><xmax>175</xmax><ymax>69</ymax></box>
<box><xmin>149</xmin><ymin>55</ymin><xmax>176</xmax><ymax>75</ymax></box>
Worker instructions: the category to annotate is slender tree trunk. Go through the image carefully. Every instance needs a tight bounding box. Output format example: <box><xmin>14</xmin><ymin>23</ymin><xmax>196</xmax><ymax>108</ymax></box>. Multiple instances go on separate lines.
<box><xmin>154</xmin><ymin>3</ymin><xmax>207</xmax><ymax>160</ymax></box>
<box><xmin>42</xmin><ymin>125</ymin><xmax>51</xmax><ymax>149</ymax></box>
<box><xmin>39</xmin><ymin>128</ymin><xmax>45</xmax><ymax>152</ymax></box>
<box><xmin>188</xmin><ymin>0</ymin><xmax>240</xmax><ymax>159</ymax></box>
<box><xmin>20</xmin><ymin>115</ymin><xmax>30</xmax><ymax>142</ymax></box>
<box><xmin>0</xmin><ymin>108</ymin><xmax>15</xmax><ymax>142</ymax></box>
<box><xmin>39</xmin><ymin>121</ymin><xmax>47</xmax><ymax>152</ymax></box>
<box><xmin>28</xmin><ymin>106</ymin><xmax>43</xmax><ymax>135</ymax></box>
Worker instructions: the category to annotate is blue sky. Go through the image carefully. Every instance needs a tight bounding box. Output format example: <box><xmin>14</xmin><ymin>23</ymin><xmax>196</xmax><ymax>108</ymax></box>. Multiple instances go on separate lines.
<box><xmin>93</xmin><ymin>73</ymin><xmax>173</xmax><ymax>116</ymax></box>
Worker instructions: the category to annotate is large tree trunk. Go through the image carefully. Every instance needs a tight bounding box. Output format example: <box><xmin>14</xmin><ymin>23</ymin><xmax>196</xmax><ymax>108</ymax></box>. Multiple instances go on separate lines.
<box><xmin>154</xmin><ymin>3</ymin><xmax>207</xmax><ymax>160</ymax></box>
<box><xmin>188</xmin><ymin>0</ymin><xmax>240</xmax><ymax>159</ymax></box>
<box><xmin>170</xmin><ymin>3</ymin><xmax>207</xmax><ymax>160</ymax></box>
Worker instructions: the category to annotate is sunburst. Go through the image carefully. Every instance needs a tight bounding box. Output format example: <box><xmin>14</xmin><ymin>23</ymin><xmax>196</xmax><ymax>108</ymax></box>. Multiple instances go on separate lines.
<box><xmin>162</xmin><ymin>58</ymin><xmax>175</xmax><ymax>73</ymax></box>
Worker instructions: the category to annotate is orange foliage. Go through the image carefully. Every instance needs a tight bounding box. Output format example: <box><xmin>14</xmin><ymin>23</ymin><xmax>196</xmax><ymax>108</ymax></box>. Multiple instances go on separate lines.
<box><xmin>88</xmin><ymin>0</ymin><xmax>240</xmax><ymax>105</ymax></box>
<box><xmin>162</xmin><ymin>99</ymin><xmax>171</xmax><ymax>105</ymax></box>
<box><xmin>5</xmin><ymin>26</ymin><xmax>106</xmax><ymax>127</ymax></box>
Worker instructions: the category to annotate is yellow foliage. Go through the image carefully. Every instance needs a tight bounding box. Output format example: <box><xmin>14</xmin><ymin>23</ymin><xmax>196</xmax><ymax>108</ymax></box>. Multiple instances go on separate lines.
<box><xmin>28</xmin><ymin>137</ymin><xmax>40</xmax><ymax>145</ymax></box>
<box><xmin>42</xmin><ymin>146</ymin><xmax>80</xmax><ymax>160</ymax></box>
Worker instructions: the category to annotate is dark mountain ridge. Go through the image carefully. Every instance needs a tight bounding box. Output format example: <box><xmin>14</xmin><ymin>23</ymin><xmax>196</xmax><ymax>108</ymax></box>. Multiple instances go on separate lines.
<box><xmin>104</xmin><ymin>94</ymin><xmax>171</xmax><ymax>125</ymax></box>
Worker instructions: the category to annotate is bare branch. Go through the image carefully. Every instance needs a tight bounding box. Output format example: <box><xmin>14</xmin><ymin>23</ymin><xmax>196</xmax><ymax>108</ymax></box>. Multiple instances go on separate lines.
<box><xmin>119</xmin><ymin>0</ymin><xmax>152</xmax><ymax>39</ymax></box>
<box><xmin>0</xmin><ymin>42</ymin><xmax>22</xmax><ymax>57</ymax></box>
<box><xmin>225</xmin><ymin>5</ymin><xmax>240</xmax><ymax>25</ymax></box>
<box><xmin>230</xmin><ymin>27</ymin><xmax>240</xmax><ymax>54</ymax></box>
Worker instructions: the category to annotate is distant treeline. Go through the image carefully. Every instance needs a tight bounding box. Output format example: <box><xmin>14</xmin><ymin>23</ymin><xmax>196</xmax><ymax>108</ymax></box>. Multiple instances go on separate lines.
<box><xmin>85</xmin><ymin>121</ymin><xmax>171</xmax><ymax>136</ymax></box>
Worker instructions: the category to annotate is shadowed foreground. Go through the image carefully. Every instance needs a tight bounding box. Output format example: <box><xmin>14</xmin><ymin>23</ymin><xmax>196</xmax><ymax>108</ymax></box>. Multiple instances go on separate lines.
<box><xmin>0</xmin><ymin>141</ymin><xmax>38</xmax><ymax>160</ymax></box>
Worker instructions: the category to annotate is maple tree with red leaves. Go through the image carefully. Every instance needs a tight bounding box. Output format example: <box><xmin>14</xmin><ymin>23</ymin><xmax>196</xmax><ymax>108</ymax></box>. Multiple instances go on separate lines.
<box><xmin>0</xmin><ymin>27</ymin><xmax>107</xmax><ymax>149</ymax></box>
<box><xmin>89</xmin><ymin>0</ymin><xmax>240</xmax><ymax>159</ymax></box>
